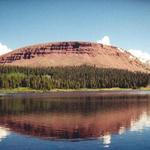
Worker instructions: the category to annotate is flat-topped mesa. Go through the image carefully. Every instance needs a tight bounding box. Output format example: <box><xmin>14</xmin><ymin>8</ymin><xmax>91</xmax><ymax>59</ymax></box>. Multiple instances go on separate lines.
<box><xmin>0</xmin><ymin>41</ymin><xmax>147</xmax><ymax>72</ymax></box>
<box><xmin>0</xmin><ymin>42</ymin><xmax>121</xmax><ymax>63</ymax></box>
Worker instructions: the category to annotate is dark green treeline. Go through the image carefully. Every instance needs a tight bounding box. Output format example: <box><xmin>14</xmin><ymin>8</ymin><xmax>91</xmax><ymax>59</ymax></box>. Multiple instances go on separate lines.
<box><xmin>0</xmin><ymin>65</ymin><xmax>149</xmax><ymax>90</ymax></box>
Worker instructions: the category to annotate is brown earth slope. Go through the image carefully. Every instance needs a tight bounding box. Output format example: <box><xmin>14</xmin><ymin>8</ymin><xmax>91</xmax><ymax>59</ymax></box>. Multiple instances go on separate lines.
<box><xmin>0</xmin><ymin>41</ymin><xmax>147</xmax><ymax>72</ymax></box>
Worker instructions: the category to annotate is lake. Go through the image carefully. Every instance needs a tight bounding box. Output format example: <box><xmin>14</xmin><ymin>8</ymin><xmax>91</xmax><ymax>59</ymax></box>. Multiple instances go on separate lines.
<box><xmin>0</xmin><ymin>91</ymin><xmax>150</xmax><ymax>150</ymax></box>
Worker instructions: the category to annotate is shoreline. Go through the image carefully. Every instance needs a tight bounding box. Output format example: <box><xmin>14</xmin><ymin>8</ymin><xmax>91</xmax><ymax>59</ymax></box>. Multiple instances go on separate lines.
<box><xmin>0</xmin><ymin>87</ymin><xmax>150</xmax><ymax>95</ymax></box>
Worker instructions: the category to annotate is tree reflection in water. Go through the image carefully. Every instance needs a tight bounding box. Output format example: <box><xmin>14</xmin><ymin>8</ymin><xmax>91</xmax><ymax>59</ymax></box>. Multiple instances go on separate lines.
<box><xmin>0</xmin><ymin>93</ymin><xmax>150</xmax><ymax>148</ymax></box>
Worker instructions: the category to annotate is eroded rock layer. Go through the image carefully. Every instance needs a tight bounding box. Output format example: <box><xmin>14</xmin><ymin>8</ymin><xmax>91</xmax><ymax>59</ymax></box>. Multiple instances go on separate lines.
<box><xmin>0</xmin><ymin>41</ymin><xmax>147</xmax><ymax>72</ymax></box>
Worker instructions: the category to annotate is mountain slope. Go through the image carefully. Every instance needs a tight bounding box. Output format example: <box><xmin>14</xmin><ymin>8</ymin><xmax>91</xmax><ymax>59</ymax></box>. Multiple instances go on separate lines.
<box><xmin>0</xmin><ymin>41</ymin><xmax>148</xmax><ymax>72</ymax></box>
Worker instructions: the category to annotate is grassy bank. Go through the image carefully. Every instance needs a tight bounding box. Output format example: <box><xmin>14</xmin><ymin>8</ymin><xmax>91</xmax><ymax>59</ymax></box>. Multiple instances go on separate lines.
<box><xmin>140</xmin><ymin>87</ymin><xmax>150</xmax><ymax>91</ymax></box>
<box><xmin>0</xmin><ymin>87</ymin><xmax>43</xmax><ymax>94</ymax></box>
<box><xmin>50</xmin><ymin>88</ymin><xmax>133</xmax><ymax>92</ymax></box>
<box><xmin>0</xmin><ymin>87</ymin><xmax>150</xmax><ymax>94</ymax></box>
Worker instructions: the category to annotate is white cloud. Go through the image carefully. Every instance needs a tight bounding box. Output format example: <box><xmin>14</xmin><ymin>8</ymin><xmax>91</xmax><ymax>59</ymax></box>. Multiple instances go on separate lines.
<box><xmin>97</xmin><ymin>36</ymin><xmax>111</xmax><ymax>45</ymax></box>
<box><xmin>96</xmin><ymin>36</ymin><xmax>150</xmax><ymax>64</ymax></box>
<box><xmin>128</xmin><ymin>49</ymin><xmax>150</xmax><ymax>63</ymax></box>
<box><xmin>0</xmin><ymin>43</ymin><xmax>12</xmax><ymax>56</ymax></box>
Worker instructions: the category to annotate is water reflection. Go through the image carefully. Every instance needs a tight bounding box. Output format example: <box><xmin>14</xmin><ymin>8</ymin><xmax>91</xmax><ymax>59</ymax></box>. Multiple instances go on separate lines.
<box><xmin>0</xmin><ymin>93</ymin><xmax>150</xmax><ymax>148</ymax></box>
<box><xmin>0</xmin><ymin>127</ymin><xmax>10</xmax><ymax>142</ymax></box>
<box><xmin>130</xmin><ymin>112</ymin><xmax>150</xmax><ymax>132</ymax></box>
<box><xmin>100</xmin><ymin>134</ymin><xmax>111</xmax><ymax>148</ymax></box>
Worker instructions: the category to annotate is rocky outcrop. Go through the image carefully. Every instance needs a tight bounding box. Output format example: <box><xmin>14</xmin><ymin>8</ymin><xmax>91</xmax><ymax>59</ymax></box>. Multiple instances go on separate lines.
<box><xmin>0</xmin><ymin>42</ymin><xmax>94</xmax><ymax>63</ymax></box>
<box><xmin>0</xmin><ymin>41</ymin><xmax>148</xmax><ymax>72</ymax></box>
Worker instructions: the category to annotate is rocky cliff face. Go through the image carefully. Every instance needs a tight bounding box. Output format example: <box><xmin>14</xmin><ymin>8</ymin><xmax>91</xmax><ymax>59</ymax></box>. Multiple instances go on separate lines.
<box><xmin>0</xmin><ymin>41</ymin><xmax>148</xmax><ymax>72</ymax></box>
<box><xmin>0</xmin><ymin>42</ymin><xmax>95</xmax><ymax>62</ymax></box>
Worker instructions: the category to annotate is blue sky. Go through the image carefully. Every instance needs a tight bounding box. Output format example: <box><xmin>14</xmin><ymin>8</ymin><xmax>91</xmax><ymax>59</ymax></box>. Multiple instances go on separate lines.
<box><xmin>0</xmin><ymin>0</ymin><xmax>150</xmax><ymax>55</ymax></box>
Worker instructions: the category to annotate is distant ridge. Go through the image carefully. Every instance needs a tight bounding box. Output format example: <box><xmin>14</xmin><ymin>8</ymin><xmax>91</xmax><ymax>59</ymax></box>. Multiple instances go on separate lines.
<box><xmin>0</xmin><ymin>41</ymin><xmax>148</xmax><ymax>72</ymax></box>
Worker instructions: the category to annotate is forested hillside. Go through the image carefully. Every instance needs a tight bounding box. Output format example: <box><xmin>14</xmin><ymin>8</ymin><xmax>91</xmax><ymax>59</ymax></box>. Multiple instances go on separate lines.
<box><xmin>0</xmin><ymin>65</ymin><xmax>149</xmax><ymax>90</ymax></box>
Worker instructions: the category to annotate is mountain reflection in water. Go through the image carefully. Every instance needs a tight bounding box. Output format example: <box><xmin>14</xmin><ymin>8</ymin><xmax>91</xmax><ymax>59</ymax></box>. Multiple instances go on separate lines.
<box><xmin>0</xmin><ymin>93</ymin><xmax>150</xmax><ymax>148</ymax></box>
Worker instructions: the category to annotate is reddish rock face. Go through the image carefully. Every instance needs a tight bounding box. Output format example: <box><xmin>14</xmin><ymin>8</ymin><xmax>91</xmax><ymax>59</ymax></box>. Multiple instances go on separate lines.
<box><xmin>0</xmin><ymin>41</ymin><xmax>148</xmax><ymax>72</ymax></box>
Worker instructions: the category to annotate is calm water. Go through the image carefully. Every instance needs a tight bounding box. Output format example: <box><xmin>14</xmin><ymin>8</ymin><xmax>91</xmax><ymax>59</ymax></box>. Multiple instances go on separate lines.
<box><xmin>0</xmin><ymin>91</ymin><xmax>150</xmax><ymax>150</ymax></box>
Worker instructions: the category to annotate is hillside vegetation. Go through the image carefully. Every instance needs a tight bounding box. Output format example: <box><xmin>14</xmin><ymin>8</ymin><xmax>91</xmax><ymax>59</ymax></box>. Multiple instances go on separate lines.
<box><xmin>0</xmin><ymin>65</ymin><xmax>149</xmax><ymax>90</ymax></box>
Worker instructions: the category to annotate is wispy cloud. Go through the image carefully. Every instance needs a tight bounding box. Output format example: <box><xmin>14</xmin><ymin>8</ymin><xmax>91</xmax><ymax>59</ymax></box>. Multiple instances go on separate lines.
<box><xmin>0</xmin><ymin>43</ymin><xmax>12</xmax><ymax>56</ymax></box>
<box><xmin>128</xmin><ymin>49</ymin><xmax>150</xmax><ymax>63</ymax></box>
<box><xmin>97</xmin><ymin>36</ymin><xmax>111</xmax><ymax>45</ymax></box>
